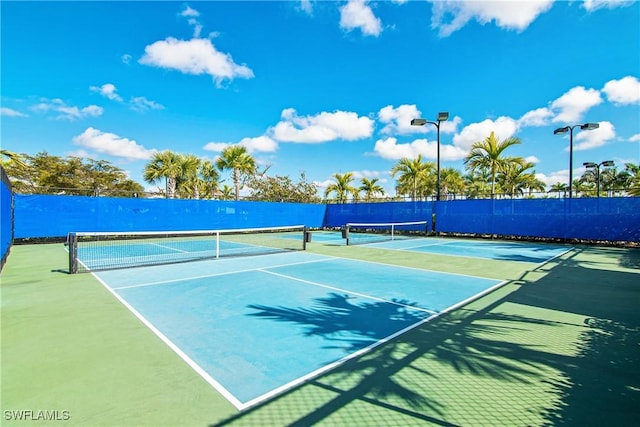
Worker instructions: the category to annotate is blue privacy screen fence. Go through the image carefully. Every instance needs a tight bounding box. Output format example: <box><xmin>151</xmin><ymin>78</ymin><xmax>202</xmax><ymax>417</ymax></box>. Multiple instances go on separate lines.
<box><xmin>1</xmin><ymin>167</ymin><xmax>13</xmax><ymax>270</ymax></box>
<box><xmin>9</xmin><ymin>194</ymin><xmax>640</xmax><ymax>243</ymax></box>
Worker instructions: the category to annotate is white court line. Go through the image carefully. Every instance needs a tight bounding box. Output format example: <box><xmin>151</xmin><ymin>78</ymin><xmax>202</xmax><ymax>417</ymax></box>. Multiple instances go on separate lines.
<box><xmin>89</xmin><ymin>272</ymin><xmax>245</xmax><ymax>410</ymax></box>
<box><xmin>111</xmin><ymin>256</ymin><xmax>337</xmax><ymax>290</ymax></box>
<box><xmin>258</xmin><ymin>269</ymin><xmax>439</xmax><ymax>316</ymax></box>
<box><xmin>149</xmin><ymin>242</ymin><xmax>190</xmax><ymax>253</ymax></box>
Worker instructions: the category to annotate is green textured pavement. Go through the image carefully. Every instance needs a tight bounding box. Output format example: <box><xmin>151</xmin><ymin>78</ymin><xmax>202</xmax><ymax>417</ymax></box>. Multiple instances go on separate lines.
<box><xmin>1</xmin><ymin>238</ymin><xmax>639</xmax><ymax>426</ymax></box>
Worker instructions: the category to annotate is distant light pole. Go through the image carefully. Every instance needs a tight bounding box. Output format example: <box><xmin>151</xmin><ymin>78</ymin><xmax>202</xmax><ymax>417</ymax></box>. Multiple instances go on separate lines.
<box><xmin>583</xmin><ymin>160</ymin><xmax>615</xmax><ymax>198</ymax></box>
<box><xmin>553</xmin><ymin>123</ymin><xmax>599</xmax><ymax>198</ymax></box>
<box><xmin>411</xmin><ymin>112</ymin><xmax>449</xmax><ymax>201</ymax></box>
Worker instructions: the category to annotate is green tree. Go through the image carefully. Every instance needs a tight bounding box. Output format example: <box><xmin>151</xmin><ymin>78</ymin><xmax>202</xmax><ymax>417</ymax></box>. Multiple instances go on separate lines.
<box><xmin>464</xmin><ymin>132</ymin><xmax>525</xmax><ymax>199</ymax></box>
<box><xmin>497</xmin><ymin>161</ymin><xmax>538</xmax><ymax>198</ymax></box>
<box><xmin>390</xmin><ymin>155</ymin><xmax>435</xmax><ymax>201</ymax></box>
<box><xmin>3</xmin><ymin>151</ymin><xmax>143</xmax><ymax>196</ymax></box>
<box><xmin>215</xmin><ymin>145</ymin><xmax>256</xmax><ymax>201</ymax></box>
<box><xmin>0</xmin><ymin>149</ymin><xmax>26</xmax><ymax>167</ymax></box>
<box><xmin>359</xmin><ymin>177</ymin><xmax>385</xmax><ymax>202</ymax></box>
<box><xmin>219</xmin><ymin>184</ymin><xmax>235</xmax><ymax>200</ymax></box>
<box><xmin>248</xmin><ymin>172</ymin><xmax>319</xmax><ymax>203</ymax></box>
<box><xmin>548</xmin><ymin>182</ymin><xmax>568</xmax><ymax>198</ymax></box>
<box><xmin>440</xmin><ymin>167</ymin><xmax>466</xmax><ymax>200</ymax></box>
<box><xmin>324</xmin><ymin>172</ymin><xmax>359</xmax><ymax>203</ymax></box>
<box><xmin>143</xmin><ymin>151</ymin><xmax>184</xmax><ymax>199</ymax></box>
<box><xmin>464</xmin><ymin>169</ymin><xmax>492</xmax><ymax>199</ymax></box>
<box><xmin>624</xmin><ymin>163</ymin><xmax>640</xmax><ymax>196</ymax></box>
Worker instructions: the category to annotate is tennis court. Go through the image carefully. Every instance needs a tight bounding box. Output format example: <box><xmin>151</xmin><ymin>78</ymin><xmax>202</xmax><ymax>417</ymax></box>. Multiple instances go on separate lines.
<box><xmin>93</xmin><ymin>247</ymin><xmax>505</xmax><ymax>409</ymax></box>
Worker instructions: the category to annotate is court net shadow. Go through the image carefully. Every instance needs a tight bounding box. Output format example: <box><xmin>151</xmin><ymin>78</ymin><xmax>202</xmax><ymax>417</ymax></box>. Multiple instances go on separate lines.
<box><xmin>211</xmin><ymin>247</ymin><xmax>640</xmax><ymax>426</ymax></box>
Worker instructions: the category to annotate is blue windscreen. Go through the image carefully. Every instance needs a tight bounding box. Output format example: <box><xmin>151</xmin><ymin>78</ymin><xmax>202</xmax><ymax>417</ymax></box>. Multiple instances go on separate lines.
<box><xmin>1</xmin><ymin>167</ymin><xmax>13</xmax><ymax>267</ymax></box>
<box><xmin>324</xmin><ymin>201</ymin><xmax>433</xmax><ymax>231</ymax></box>
<box><xmin>436</xmin><ymin>198</ymin><xmax>640</xmax><ymax>241</ymax></box>
<box><xmin>14</xmin><ymin>195</ymin><xmax>325</xmax><ymax>239</ymax></box>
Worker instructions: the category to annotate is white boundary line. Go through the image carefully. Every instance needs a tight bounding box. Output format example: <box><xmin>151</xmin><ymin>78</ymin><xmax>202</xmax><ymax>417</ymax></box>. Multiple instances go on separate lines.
<box><xmin>111</xmin><ymin>256</ymin><xmax>336</xmax><ymax>290</ymax></box>
<box><xmin>90</xmin><ymin>272</ymin><xmax>245</xmax><ymax>410</ymax></box>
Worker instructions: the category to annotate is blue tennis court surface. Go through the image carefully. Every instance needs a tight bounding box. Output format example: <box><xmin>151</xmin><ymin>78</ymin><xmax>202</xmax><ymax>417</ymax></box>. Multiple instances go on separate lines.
<box><xmin>361</xmin><ymin>237</ymin><xmax>572</xmax><ymax>263</ymax></box>
<box><xmin>93</xmin><ymin>251</ymin><xmax>505</xmax><ymax>409</ymax></box>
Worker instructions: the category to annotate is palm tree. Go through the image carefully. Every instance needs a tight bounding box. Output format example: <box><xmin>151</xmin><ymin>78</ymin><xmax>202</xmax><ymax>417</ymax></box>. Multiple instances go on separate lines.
<box><xmin>497</xmin><ymin>161</ymin><xmax>538</xmax><ymax>198</ymax></box>
<box><xmin>143</xmin><ymin>151</ymin><xmax>184</xmax><ymax>199</ymax></box>
<box><xmin>464</xmin><ymin>169</ymin><xmax>492</xmax><ymax>199</ymax></box>
<box><xmin>218</xmin><ymin>184</ymin><xmax>235</xmax><ymax>200</ymax></box>
<box><xmin>625</xmin><ymin>163</ymin><xmax>640</xmax><ymax>197</ymax></box>
<box><xmin>215</xmin><ymin>145</ymin><xmax>256</xmax><ymax>201</ymax></box>
<box><xmin>464</xmin><ymin>132</ymin><xmax>524</xmax><ymax>199</ymax></box>
<box><xmin>440</xmin><ymin>167</ymin><xmax>466</xmax><ymax>200</ymax></box>
<box><xmin>359</xmin><ymin>177</ymin><xmax>385</xmax><ymax>202</ymax></box>
<box><xmin>324</xmin><ymin>172</ymin><xmax>359</xmax><ymax>203</ymax></box>
<box><xmin>548</xmin><ymin>182</ymin><xmax>568</xmax><ymax>198</ymax></box>
<box><xmin>390</xmin><ymin>155</ymin><xmax>435</xmax><ymax>201</ymax></box>
<box><xmin>0</xmin><ymin>149</ymin><xmax>26</xmax><ymax>167</ymax></box>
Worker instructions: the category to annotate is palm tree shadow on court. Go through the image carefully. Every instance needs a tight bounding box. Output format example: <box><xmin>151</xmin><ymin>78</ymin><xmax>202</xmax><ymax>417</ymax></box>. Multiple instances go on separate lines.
<box><xmin>212</xmin><ymin>247</ymin><xmax>640</xmax><ymax>426</ymax></box>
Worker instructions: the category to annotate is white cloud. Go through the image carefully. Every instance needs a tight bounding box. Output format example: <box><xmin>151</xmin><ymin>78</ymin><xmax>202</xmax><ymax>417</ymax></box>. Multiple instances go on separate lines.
<box><xmin>452</xmin><ymin>116</ymin><xmax>519</xmax><ymax>151</ymax></box>
<box><xmin>602</xmin><ymin>76</ymin><xmax>640</xmax><ymax>105</ymax></box>
<box><xmin>518</xmin><ymin>107</ymin><xmax>553</xmax><ymax>127</ymax></box>
<box><xmin>573</xmin><ymin>121</ymin><xmax>616</xmax><ymax>151</ymax></box>
<box><xmin>582</xmin><ymin>0</ymin><xmax>635</xmax><ymax>11</ymax></box>
<box><xmin>550</xmin><ymin>86</ymin><xmax>602</xmax><ymax>123</ymax></box>
<box><xmin>430</xmin><ymin>0</ymin><xmax>554</xmax><ymax>37</ymax></box>
<box><xmin>72</xmin><ymin>127</ymin><xmax>157</xmax><ymax>161</ymax></box>
<box><xmin>203</xmin><ymin>142</ymin><xmax>231</xmax><ymax>152</ymax></box>
<box><xmin>298</xmin><ymin>0</ymin><xmax>313</xmax><ymax>14</ymax></box>
<box><xmin>90</xmin><ymin>83</ymin><xmax>123</xmax><ymax>102</ymax></box>
<box><xmin>180</xmin><ymin>5</ymin><xmax>200</xmax><ymax>17</ymax></box>
<box><xmin>0</xmin><ymin>107</ymin><xmax>27</xmax><ymax>117</ymax></box>
<box><xmin>31</xmin><ymin>98</ymin><xmax>103</xmax><ymax>120</ymax></box>
<box><xmin>340</xmin><ymin>0</ymin><xmax>383</xmax><ymax>37</ymax></box>
<box><xmin>524</xmin><ymin>155</ymin><xmax>540</xmax><ymax>164</ymax></box>
<box><xmin>239</xmin><ymin>136</ymin><xmax>278</xmax><ymax>153</ymax></box>
<box><xmin>270</xmin><ymin>108</ymin><xmax>374</xmax><ymax>143</ymax></box>
<box><xmin>373</xmin><ymin>136</ymin><xmax>467</xmax><ymax>161</ymax></box>
<box><xmin>139</xmin><ymin>37</ymin><xmax>254</xmax><ymax>87</ymax></box>
<box><xmin>378</xmin><ymin>104</ymin><xmax>421</xmax><ymax>134</ymax></box>
<box><xmin>129</xmin><ymin>96</ymin><xmax>165</xmax><ymax>112</ymax></box>
<box><xmin>629</xmin><ymin>134</ymin><xmax>640</xmax><ymax>142</ymax></box>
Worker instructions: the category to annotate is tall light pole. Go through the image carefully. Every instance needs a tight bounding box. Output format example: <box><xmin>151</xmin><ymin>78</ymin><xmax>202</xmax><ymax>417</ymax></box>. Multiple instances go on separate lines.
<box><xmin>553</xmin><ymin>122</ymin><xmax>599</xmax><ymax>198</ymax></box>
<box><xmin>583</xmin><ymin>160</ymin><xmax>614</xmax><ymax>198</ymax></box>
<box><xmin>411</xmin><ymin>112</ymin><xmax>449</xmax><ymax>201</ymax></box>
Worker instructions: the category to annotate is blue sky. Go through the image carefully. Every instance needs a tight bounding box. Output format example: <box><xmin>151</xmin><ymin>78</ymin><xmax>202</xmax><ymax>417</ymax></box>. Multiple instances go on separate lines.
<box><xmin>2</xmin><ymin>0</ymin><xmax>639</xmax><ymax>196</ymax></box>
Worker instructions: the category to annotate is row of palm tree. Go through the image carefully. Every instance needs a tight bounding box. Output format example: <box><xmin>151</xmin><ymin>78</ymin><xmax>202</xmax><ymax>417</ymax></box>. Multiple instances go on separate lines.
<box><xmin>325</xmin><ymin>131</ymin><xmax>639</xmax><ymax>202</ymax></box>
<box><xmin>143</xmin><ymin>146</ymin><xmax>255</xmax><ymax>200</ymax></box>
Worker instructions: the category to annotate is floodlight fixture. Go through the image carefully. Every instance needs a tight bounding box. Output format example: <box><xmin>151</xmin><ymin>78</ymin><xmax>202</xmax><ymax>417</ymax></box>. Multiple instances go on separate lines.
<box><xmin>581</xmin><ymin>123</ymin><xmax>600</xmax><ymax>131</ymax></box>
<box><xmin>601</xmin><ymin>160</ymin><xmax>615</xmax><ymax>167</ymax></box>
<box><xmin>437</xmin><ymin>112</ymin><xmax>450</xmax><ymax>121</ymax></box>
<box><xmin>553</xmin><ymin>122</ymin><xmax>601</xmax><ymax>198</ymax></box>
<box><xmin>409</xmin><ymin>110</ymin><xmax>450</xmax><ymax>204</ymax></box>
<box><xmin>553</xmin><ymin>126</ymin><xmax>570</xmax><ymax>135</ymax></box>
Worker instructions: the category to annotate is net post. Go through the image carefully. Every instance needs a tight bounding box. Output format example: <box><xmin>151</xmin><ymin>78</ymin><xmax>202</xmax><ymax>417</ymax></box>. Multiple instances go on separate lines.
<box><xmin>215</xmin><ymin>231</ymin><xmax>220</xmax><ymax>259</ymax></box>
<box><xmin>345</xmin><ymin>224</ymin><xmax>350</xmax><ymax>246</ymax></box>
<box><xmin>67</xmin><ymin>232</ymin><xmax>78</xmax><ymax>274</ymax></box>
<box><xmin>302</xmin><ymin>226</ymin><xmax>308</xmax><ymax>250</ymax></box>
<box><xmin>391</xmin><ymin>224</ymin><xmax>395</xmax><ymax>241</ymax></box>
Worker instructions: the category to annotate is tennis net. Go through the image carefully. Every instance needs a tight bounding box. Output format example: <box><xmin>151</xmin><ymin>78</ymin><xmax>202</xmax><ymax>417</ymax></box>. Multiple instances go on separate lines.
<box><xmin>67</xmin><ymin>225</ymin><xmax>307</xmax><ymax>273</ymax></box>
<box><xmin>344</xmin><ymin>220</ymin><xmax>428</xmax><ymax>245</ymax></box>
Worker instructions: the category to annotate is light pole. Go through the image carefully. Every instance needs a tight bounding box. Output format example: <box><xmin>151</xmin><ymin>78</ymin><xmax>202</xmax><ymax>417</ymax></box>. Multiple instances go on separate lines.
<box><xmin>583</xmin><ymin>160</ymin><xmax>614</xmax><ymax>198</ymax></box>
<box><xmin>553</xmin><ymin>122</ymin><xmax>599</xmax><ymax>198</ymax></box>
<box><xmin>411</xmin><ymin>112</ymin><xmax>449</xmax><ymax>201</ymax></box>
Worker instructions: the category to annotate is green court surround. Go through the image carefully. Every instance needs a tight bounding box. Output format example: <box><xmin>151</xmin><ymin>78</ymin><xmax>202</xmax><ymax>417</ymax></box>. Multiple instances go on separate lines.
<box><xmin>1</xmin><ymin>238</ymin><xmax>639</xmax><ymax>426</ymax></box>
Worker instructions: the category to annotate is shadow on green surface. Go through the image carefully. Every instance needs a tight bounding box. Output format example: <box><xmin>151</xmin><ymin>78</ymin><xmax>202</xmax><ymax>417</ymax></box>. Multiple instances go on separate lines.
<box><xmin>212</xmin><ymin>247</ymin><xmax>640</xmax><ymax>426</ymax></box>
